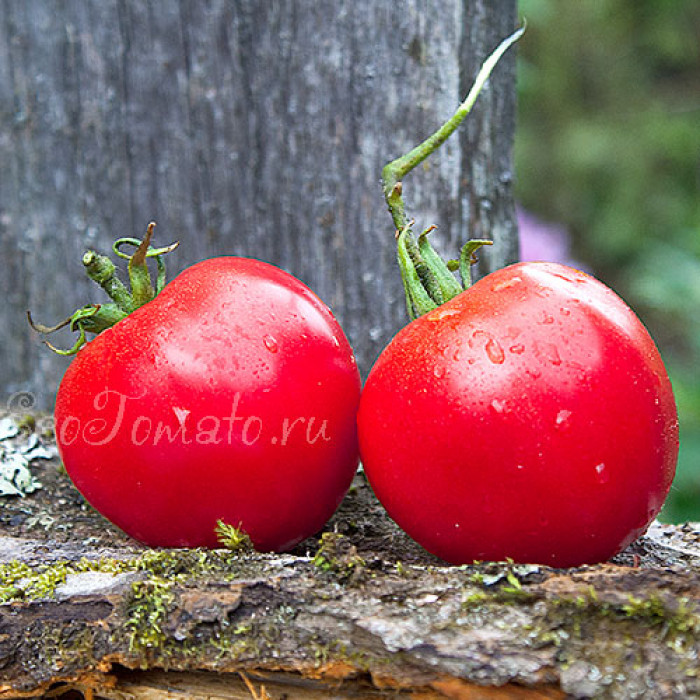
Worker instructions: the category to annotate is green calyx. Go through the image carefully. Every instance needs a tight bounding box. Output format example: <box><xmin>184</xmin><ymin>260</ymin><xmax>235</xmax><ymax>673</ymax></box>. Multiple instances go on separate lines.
<box><xmin>382</xmin><ymin>24</ymin><xmax>524</xmax><ymax>321</ymax></box>
<box><xmin>29</xmin><ymin>222</ymin><xmax>179</xmax><ymax>355</ymax></box>
<box><xmin>397</xmin><ymin>223</ymin><xmax>493</xmax><ymax>320</ymax></box>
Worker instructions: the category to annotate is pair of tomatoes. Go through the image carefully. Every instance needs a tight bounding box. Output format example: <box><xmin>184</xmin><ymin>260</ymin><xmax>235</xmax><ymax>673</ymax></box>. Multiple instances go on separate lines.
<box><xmin>54</xmin><ymin>246</ymin><xmax>678</xmax><ymax>566</ymax></box>
<box><xmin>49</xmin><ymin>24</ymin><xmax>676</xmax><ymax>566</ymax></box>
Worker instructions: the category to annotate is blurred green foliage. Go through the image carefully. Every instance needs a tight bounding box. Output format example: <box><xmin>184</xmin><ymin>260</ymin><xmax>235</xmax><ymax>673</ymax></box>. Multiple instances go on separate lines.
<box><xmin>515</xmin><ymin>0</ymin><xmax>700</xmax><ymax>522</ymax></box>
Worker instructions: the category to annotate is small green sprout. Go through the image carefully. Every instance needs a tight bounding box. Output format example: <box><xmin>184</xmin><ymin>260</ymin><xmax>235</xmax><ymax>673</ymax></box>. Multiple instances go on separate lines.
<box><xmin>215</xmin><ymin>520</ymin><xmax>254</xmax><ymax>552</ymax></box>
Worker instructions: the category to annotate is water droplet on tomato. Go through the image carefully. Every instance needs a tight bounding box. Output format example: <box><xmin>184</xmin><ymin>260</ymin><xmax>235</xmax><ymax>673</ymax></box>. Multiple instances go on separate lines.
<box><xmin>594</xmin><ymin>463</ymin><xmax>609</xmax><ymax>484</ymax></box>
<box><xmin>490</xmin><ymin>399</ymin><xmax>506</xmax><ymax>414</ymax></box>
<box><xmin>485</xmin><ymin>338</ymin><xmax>505</xmax><ymax>364</ymax></box>
<box><xmin>534</xmin><ymin>341</ymin><xmax>561</xmax><ymax>366</ymax></box>
<box><xmin>491</xmin><ymin>276</ymin><xmax>522</xmax><ymax>292</ymax></box>
<box><xmin>539</xmin><ymin>311</ymin><xmax>555</xmax><ymax>325</ymax></box>
<box><xmin>555</xmin><ymin>409</ymin><xmax>572</xmax><ymax>428</ymax></box>
<box><xmin>433</xmin><ymin>365</ymin><xmax>445</xmax><ymax>379</ymax></box>
<box><xmin>509</xmin><ymin>343</ymin><xmax>525</xmax><ymax>355</ymax></box>
<box><xmin>263</xmin><ymin>335</ymin><xmax>278</xmax><ymax>353</ymax></box>
<box><xmin>560</xmin><ymin>307</ymin><xmax>571</xmax><ymax>316</ymax></box>
<box><xmin>427</xmin><ymin>307</ymin><xmax>460</xmax><ymax>323</ymax></box>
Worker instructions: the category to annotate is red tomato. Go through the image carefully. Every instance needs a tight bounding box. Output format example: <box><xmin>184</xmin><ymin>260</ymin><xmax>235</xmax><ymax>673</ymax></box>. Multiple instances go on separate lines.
<box><xmin>55</xmin><ymin>257</ymin><xmax>360</xmax><ymax>551</ymax></box>
<box><xmin>358</xmin><ymin>262</ymin><xmax>678</xmax><ymax>567</ymax></box>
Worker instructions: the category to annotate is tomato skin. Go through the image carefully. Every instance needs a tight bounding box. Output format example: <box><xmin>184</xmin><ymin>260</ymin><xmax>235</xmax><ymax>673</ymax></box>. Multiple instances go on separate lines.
<box><xmin>55</xmin><ymin>257</ymin><xmax>361</xmax><ymax>551</ymax></box>
<box><xmin>358</xmin><ymin>262</ymin><xmax>678</xmax><ymax>567</ymax></box>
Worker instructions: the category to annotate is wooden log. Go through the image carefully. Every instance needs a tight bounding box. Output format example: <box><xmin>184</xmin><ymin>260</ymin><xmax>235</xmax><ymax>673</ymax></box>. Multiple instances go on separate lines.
<box><xmin>0</xmin><ymin>0</ymin><xmax>519</xmax><ymax>408</ymax></box>
<box><xmin>0</xmin><ymin>434</ymin><xmax>698</xmax><ymax>699</ymax></box>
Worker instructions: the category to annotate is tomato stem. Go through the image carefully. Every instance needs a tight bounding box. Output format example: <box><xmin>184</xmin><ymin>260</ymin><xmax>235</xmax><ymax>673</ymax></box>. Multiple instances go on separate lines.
<box><xmin>382</xmin><ymin>24</ymin><xmax>524</xmax><ymax>230</ymax></box>
<box><xmin>382</xmin><ymin>24</ymin><xmax>524</xmax><ymax>320</ymax></box>
<box><xmin>29</xmin><ymin>222</ymin><xmax>178</xmax><ymax>354</ymax></box>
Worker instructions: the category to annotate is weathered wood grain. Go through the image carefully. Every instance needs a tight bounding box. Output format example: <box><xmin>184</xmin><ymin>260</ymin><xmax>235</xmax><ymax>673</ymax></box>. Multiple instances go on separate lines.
<box><xmin>0</xmin><ymin>0</ymin><xmax>518</xmax><ymax>408</ymax></box>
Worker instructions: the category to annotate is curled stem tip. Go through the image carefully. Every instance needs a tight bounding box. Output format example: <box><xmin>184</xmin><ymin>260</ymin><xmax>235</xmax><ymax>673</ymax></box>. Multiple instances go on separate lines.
<box><xmin>26</xmin><ymin>310</ymin><xmax>71</xmax><ymax>335</ymax></box>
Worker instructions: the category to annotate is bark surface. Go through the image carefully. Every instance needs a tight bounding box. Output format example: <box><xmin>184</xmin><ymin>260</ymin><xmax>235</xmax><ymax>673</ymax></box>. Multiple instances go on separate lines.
<box><xmin>0</xmin><ymin>424</ymin><xmax>698</xmax><ymax>699</ymax></box>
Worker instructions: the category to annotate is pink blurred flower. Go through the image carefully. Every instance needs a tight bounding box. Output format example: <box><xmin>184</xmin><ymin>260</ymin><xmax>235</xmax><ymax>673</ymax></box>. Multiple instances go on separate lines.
<box><xmin>517</xmin><ymin>206</ymin><xmax>583</xmax><ymax>269</ymax></box>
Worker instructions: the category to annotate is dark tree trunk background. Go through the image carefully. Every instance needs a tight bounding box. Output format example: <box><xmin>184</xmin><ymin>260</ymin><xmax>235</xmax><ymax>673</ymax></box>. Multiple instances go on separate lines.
<box><xmin>0</xmin><ymin>0</ymin><xmax>518</xmax><ymax>409</ymax></box>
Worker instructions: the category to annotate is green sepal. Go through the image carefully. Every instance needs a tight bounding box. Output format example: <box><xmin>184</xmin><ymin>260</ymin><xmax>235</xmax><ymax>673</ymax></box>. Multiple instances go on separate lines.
<box><xmin>75</xmin><ymin>303</ymin><xmax>129</xmax><ymax>333</ymax></box>
<box><xmin>397</xmin><ymin>226</ymin><xmax>439</xmax><ymax>320</ymax></box>
<box><xmin>459</xmin><ymin>239</ymin><xmax>493</xmax><ymax>290</ymax></box>
<box><xmin>82</xmin><ymin>251</ymin><xmax>135</xmax><ymax>313</ymax></box>
<box><xmin>114</xmin><ymin>223</ymin><xmax>179</xmax><ymax>304</ymax></box>
<box><xmin>112</xmin><ymin>237</ymin><xmax>181</xmax><ymax>262</ymax></box>
<box><xmin>127</xmin><ymin>223</ymin><xmax>156</xmax><ymax>307</ymax></box>
<box><xmin>396</xmin><ymin>225</ymin><xmax>497</xmax><ymax>320</ymax></box>
<box><xmin>417</xmin><ymin>226</ymin><xmax>463</xmax><ymax>300</ymax></box>
<box><xmin>28</xmin><ymin>303</ymin><xmax>128</xmax><ymax>355</ymax></box>
<box><xmin>155</xmin><ymin>256</ymin><xmax>168</xmax><ymax>294</ymax></box>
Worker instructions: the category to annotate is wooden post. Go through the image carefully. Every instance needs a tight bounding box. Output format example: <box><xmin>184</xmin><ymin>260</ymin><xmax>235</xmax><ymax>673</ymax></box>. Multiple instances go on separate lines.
<box><xmin>0</xmin><ymin>0</ymin><xmax>518</xmax><ymax>408</ymax></box>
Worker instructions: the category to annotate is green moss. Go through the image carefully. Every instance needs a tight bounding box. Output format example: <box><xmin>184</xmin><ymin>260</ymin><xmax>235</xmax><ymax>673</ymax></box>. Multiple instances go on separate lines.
<box><xmin>621</xmin><ymin>594</ymin><xmax>668</xmax><ymax>624</ymax></box>
<box><xmin>0</xmin><ymin>544</ymin><xmax>312</xmax><ymax>672</ymax></box>
<box><xmin>313</xmin><ymin>532</ymin><xmax>365</xmax><ymax>581</ymax></box>
<box><xmin>461</xmin><ymin>562</ymin><xmax>538</xmax><ymax>607</ymax></box>
<box><xmin>0</xmin><ymin>561</ymin><xmax>33</xmax><ymax>602</ymax></box>
<box><xmin>209</xmin><ymin>628</ymin><xmax>259</xmax><ymax>660</ymax></box>
<box><xmin>106</xmin><ymin>549</ymin><xmax>304</xmax><ymax>664</ymax></box>
<box><xmin>38</xmin><ymin>625</ymin><xmax>101</xmax><ymax>670</ymax></box>
<box><xmin>24</xmin><ymin>564</ymin><xmax>70</xmax><ymax>599</ymax></box>
<box><xmin>4</xmin><ymin>541</ymin><xmax>697</xmax><ymax>689</ymax></box>
<box><xmin>541</xmin><ymin>588</ymin><xmax>700</xmax><ymax>656</ymax></box>
<box><xmin>133</xmin><ymin>547</ymin><xmax>271</xmax><ymax>582</ymax></box>
<box><xmin>458</xmin><ymin>564</ymin><xmax>700</xmax><ymax>666</ymax></box>
<box><xmin>214</xmin><ymin>520</ymin><xmax>254</xmax><ymax>552</ymax></box>
<box><xmin>125</xmin><ymin>578</ymin><xmax>176</xmax><ymax>655</ymax></box>
<box><xmin>0</xmin><ymin>560</ymin><xmax>72</xmax><ymax>601</ymax></box>
<box><xmin>0</xmin><ymin>545</ymin><xmax>267</xmax><ymax>605</ymax></box>
<box><xmin>461</xmin><ymin>590</ymin><xmax>490</xmax><ymax>607</ymax></box>
<box><xmin>15</xmin><ymin>414</ymin><xmax>36</xmax><ymax>432</ymax></box>
<box><xmin>0</xmin><ymin>556</ymin><xmax>138</xmax><ymax>603</ymax></box>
